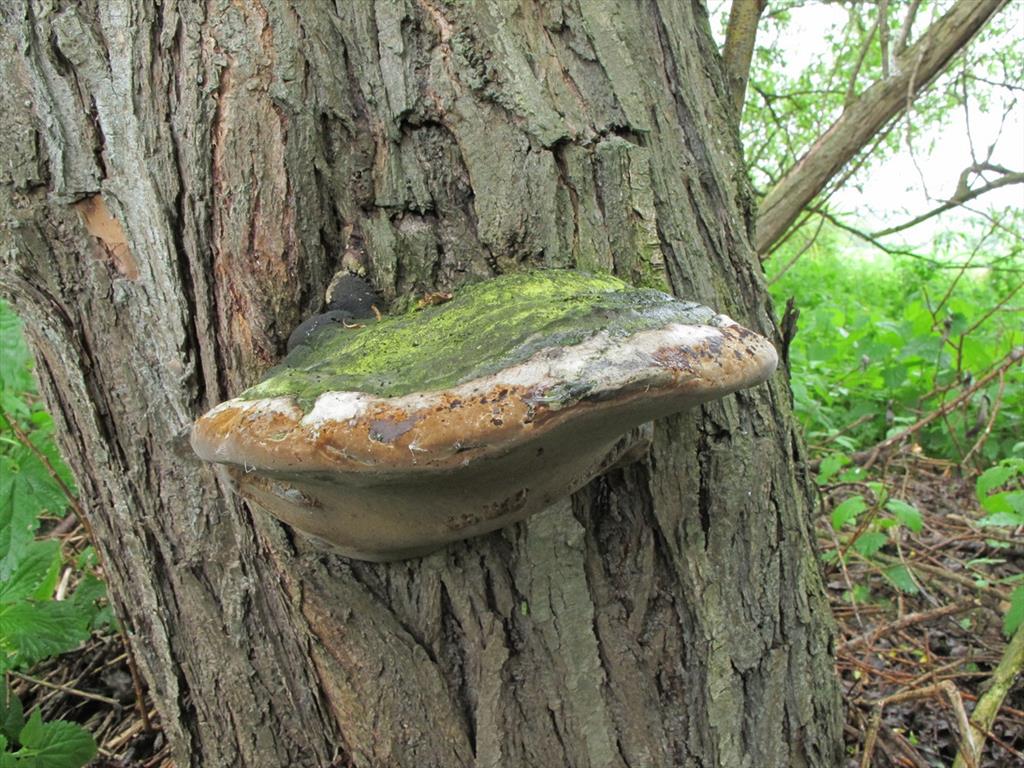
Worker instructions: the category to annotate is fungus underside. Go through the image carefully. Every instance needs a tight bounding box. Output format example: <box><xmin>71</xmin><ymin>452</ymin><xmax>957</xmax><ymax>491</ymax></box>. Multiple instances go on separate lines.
<box><xmin>242</xmin><ymin>270</ymin><xmax>722</xmax><ymax>409</ymax></box>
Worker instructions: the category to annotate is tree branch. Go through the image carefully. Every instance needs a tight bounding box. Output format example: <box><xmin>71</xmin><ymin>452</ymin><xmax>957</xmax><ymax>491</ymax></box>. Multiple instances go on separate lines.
<box><xmin>952</xmin><ymin>622</ymin><xmax>1024</xmax><ymax>768</ymax></box>
<box><xmin>722</xmin><ymin>0</ymin><xmax>767</xmax><ymax>118</ymax></box>
<box><xmin>894</xmin><ymin>0</ymin><xmax>922</xmax><ymax>55</ymax></box>
<box><xmin>872</xmin><ymin>167</ymin><xmax>1024</xmax><ymax>237</ymax></box>
<box><xmin>755</xmin><ymin>0</ymin><xmax>1009</xmax><ymax>256</ymax></box>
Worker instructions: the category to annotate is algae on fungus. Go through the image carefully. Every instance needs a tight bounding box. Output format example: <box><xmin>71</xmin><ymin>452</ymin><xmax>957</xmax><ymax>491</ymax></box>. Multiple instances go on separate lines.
<box><xmin>242</xmin><ymin>270</ymin><xmax>722</xmax><ymax>407</ymax></box>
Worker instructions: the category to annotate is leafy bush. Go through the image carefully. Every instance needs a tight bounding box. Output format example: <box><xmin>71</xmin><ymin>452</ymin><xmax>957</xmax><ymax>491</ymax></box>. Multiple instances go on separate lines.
<box><xmin>769</xmin><ymin>232</ymin><xmax>1023</xmax><ymax>463</ymax></box>
<box><xmin>1</xmin><ymin>300</ymin><xmax>111</xmax><ymax>767</ymax></box>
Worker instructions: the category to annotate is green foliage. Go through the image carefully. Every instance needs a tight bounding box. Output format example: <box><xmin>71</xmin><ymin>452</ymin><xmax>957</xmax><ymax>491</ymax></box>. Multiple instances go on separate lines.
<box><xmin>770</xmin><ymin>239</ymin><xmax>1023</xmax><ymax>463</ymax></box>
<box><xmin>0</xmin><ymin>700</ymin><xmax>96</xmax><ymax>768</ymax></box>
<box><xmin>0</xmin><ymin>301</ymin><xmax>106</xmax><ymax>767</ymax></box>
<box><xmin>1005</xmin><ymin>586</ymin><xmax>1024</xmax><ymax>637</ymax></box>
<box><xmin>975</xmin><ymin>458</ymin><xmax>1024</xmax><ymax>527</ymax></box>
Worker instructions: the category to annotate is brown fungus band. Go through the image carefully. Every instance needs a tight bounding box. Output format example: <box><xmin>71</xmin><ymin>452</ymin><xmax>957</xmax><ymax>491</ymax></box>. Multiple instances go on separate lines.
<box><xmin>192</xmin><ymin>270</ymin><xmax>778</xmax><ymax>561</ymax></box>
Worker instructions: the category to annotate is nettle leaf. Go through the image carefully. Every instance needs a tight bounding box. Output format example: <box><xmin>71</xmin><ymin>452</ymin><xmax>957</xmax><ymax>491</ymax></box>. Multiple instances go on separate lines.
<box><xmin>66</xmin><ymin>575</ymin><xmax>113</xmax><ymax>633</ymax></box>
<box><xmin>978</xmin><ymin>511</ymin><xmax>1024</xmax><ymax>528</ymax></box>
<box><xmin>1005</xmin><ymin>585</ymin><xmax>1024</xmax><ymax>638</ymax></box>
<box><xmin>852</xmin><ymin>531</ymin><xmax>887</xmax><ymax>557</ymax></box>
<box><xmin>831</xmin><ymin>495</ymin><xmax>866</xmax><ymax>531</ymax></box>
<box><xmin>0</xmin><ymin>541</ymin><xmax>60</xmax><ymax>604</ymax></box>
<box><xmin>0</xmin><ymin>304</ymin><xmax>34</xmax><ymax>397</ymax></box>
<box><xmin>0</xmin><ymin>447</ymin><xmax>69</xmax><ymax>579</ymax></box>
<box><xmin>882</xmin><ymin>565</ymin><xmax>920</xmax><ymax>594</ymax></box>
<box><xmin>0</xmin><ymin>601</ymin><xmax>91</xmax><ymax>672</ymax></box>
<box><xmin>25</xmin><ymin>431</ymin><xmax>74</xmax><ymax>499</ymax></box>
<box><xmin>976</xmin><ymin>462</ymin><xmax>1021</xmax><ymax>500</ymax></box>
<box><xmin>15</xmin><ymin>710</ymin><xmax>96</xmax><ymax>768</ymax></box>
<box><xmin>980</xmin><ymin>492</ymin><xmax>1014</xmax><ymax>515</ymax></box>
<box><xmin>886</xmin><ymin>499</ymin><xmax>924</xmax><ymax>533</ymax></box>
<box><xmin>0</xmin><ymin>682</ymin><xmax>25</xmax><ymax>743</ymax></box>
<box><xmin>817</xmin><ymin>453</ymin><xmax>849</xmax><ymax>484</ymax></box>
<box><xmin>0</xmin><ymin>392</ymin><xmax>29</xmax><ymax>420</ymax></box>
<box><xmin>0</xmin><ymin>737</ymin><xmax>14</xmax><ymax>768</ymax></box>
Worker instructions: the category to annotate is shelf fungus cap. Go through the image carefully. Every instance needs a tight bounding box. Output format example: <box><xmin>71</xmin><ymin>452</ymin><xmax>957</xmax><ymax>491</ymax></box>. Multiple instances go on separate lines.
<box><xmin>191</xmin><ymin>271</ymin><xmax>777</xmax><ymax>561</ymax></box>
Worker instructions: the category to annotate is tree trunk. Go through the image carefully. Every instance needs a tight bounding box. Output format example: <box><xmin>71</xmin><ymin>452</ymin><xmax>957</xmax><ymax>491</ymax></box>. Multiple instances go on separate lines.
<box><xmin>0</xmin><ymin>2</ymin><xmax>842</xmax><ymax>766</ymax></box>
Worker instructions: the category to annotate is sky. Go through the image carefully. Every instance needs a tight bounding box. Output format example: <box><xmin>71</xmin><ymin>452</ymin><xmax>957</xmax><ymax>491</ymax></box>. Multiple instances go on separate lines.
<box><xmin>714</xmin><ymin>0</ymin><xmax>1023</xmax><ymax>249</ymax></box>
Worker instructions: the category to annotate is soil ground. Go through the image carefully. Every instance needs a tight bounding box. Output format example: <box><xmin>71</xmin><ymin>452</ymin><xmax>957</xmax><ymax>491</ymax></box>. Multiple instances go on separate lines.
<box><xmin>15</xmin><ymin>453</ymin><xmax>1022</xmax><ymax>767</ymax></box>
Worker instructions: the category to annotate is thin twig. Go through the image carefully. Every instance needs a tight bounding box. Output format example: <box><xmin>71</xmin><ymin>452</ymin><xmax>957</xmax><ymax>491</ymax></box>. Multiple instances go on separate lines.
<box><xmin>894</xmin><ymin>0</ymin><xmax>921</xmax><ymax>54</ymax></box>
<box><xmin>962</xmin><ymin>371</ymin><xmax>1005</xmax><ymax>466</ymax></box>
<box><xmin>767</xmin><ymin>215</ymin><xmax>825</xmax><ymax>286</ymax></box>
<box><xmin>9</xmin><ymin>671</ymin><xmax>121</xmax><ymax>708</ymax></box>
<box><xmin>854</xmin><ymin>346</ymin><xmax>1022</xmax><ymax>469</ymax></box>
<box><xmin>838</xmin><ymin>599</ymin><xmax>975</xmax><ymax>653</ymax></box>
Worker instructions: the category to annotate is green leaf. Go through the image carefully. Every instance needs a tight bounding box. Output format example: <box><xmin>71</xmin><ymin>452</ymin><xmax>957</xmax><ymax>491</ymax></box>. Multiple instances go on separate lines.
<box><xmin>852</xmin><ymin>531</ymin><xmax>887</xmax><ymax>557</ymax></box>
<box><xmin>886</xmin><ymin>499</ymin><xmax>924</xmax><ymax>533</ymax></box>
<box><xmin>978</xmin><ymin>511</ymin><xmax>1024</xmax><ymax>527</ymax></box>
<box><xmin>980</xmin><ymin>490</ymin><xmax>1014</xmax><ymax>514</ymax></box>
<box><xmin>976</xmin><ymin>463</ymin><xmax>1020</xmax><ymax>500</ymax></box>
<box><xmin>0</xmin><ymin>736</ymin><xmax>14</xmax><ymax>768</ymax></box>
<box><xmin>0</xmin><ymin>541</ymin><xmax>60</xmax><ymax>604</ymax></box>
<box><xmin>831</xmin><ymin>495</ymin><xmax>866</xmax><ymax>531</ymax></box>
<box><xmin>882</xmin><ymin>564</ymin><xmax>920</xmax><ymax>594</ymax></box>
<box><xmin>817</xmin><ymin>453</ymin><xmax>849</xmax><ymax>484</ymax></box>
<box><xmin>0</xmin><ymin>682</ymin><xmax>24</xmax><ymax>743</ymax></box>
<box><xmin>0</xmin><ymin>304</ymin><xmax>34</xmax><ymax>398</ymax></box>
<box><xmin>1005</xmin><ymin>585</ymin><xmax>1024</xmax><ymax>638</ymax></box>
<box><xmin>65</xmin><ymin>575</ymin><xmax>113</xmax><ymax>633</ymax></box>
<box><xmin>15</xmin><ymin>710</ymin><xmax>96</xmax><ymax>768</ymax></box>
<box><xmin>0</xmin><ymin>602</ymin><xmax>91</xmax><ymax>672</ymax></box>
<box><xmin>0</xmin><ymin>450</ymin><xmax>67</xmax><ymax>579</ymax></box>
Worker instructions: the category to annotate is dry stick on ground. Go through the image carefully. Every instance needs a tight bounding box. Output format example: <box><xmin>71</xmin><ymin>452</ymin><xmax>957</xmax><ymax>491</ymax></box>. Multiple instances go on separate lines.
<box><xmin>868</xmin><ymin>551</ymin><xmax>1007</xmax><ymax>603</ymax></box>
<box><xmin>838</xmin><ymin>599</ymin><xmax>977</xmax><ymax>653</ymax></box>
<box><xmin>859</xmin><ymin>681</ymin><xmax>979</xmax><ymax>768</ymax></box>
<box><xmin>953</xmin><ymin>622</ymin><xmax>1024</xmax><ymax>768</ymax></box>
<box><xmin>0</xmin><ymin>411</ymin><xmax>152</xmax><ymax>733</ymax></box>
<box><xmin>9</xmin><ymin>671</ymin><xmax>121</xmax><ymax>708</ymax></box>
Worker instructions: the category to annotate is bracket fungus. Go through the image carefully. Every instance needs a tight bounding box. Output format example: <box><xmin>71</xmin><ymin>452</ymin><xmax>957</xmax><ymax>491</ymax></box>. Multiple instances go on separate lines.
<box><xmin>191</xmin><ymin>271</ymin><xmax>778</xmax><ymax>561</ymax></box>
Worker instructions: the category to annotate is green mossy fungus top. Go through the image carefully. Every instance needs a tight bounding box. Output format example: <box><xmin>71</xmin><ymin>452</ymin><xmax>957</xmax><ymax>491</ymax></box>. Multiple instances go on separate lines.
<box><xmin>242</xmin><ymin>270</ymin><xmax>720</xmax><ymax>408</ymax></box>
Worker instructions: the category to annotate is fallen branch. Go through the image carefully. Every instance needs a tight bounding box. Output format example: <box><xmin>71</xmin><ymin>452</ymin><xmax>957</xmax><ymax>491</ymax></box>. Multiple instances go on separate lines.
<box><xmin>859</xmin><ymin>681</ymin><xmax>978</xmax><ymax>768</ymax></box>
<box><xmin>952</xmin><ymin>621</ymin><xmax>1024</xmax><ymax>768</ymax></box>
<box><xmin>838</xmin><ymin>599</ymin><xmax>976</xmax><ymax>653</ymax></box>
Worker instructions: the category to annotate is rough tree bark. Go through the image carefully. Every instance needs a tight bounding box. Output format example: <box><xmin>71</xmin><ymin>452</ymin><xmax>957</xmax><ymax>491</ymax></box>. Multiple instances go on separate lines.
<box><xmin>1</xmin><ymin>2</ymin><xmax>842</xmax><ymax>766</ymax></box>
<box><xmin>722</xmin><ymin>0</ymin><xmax>765</xmax><ymax>119</ymax></box>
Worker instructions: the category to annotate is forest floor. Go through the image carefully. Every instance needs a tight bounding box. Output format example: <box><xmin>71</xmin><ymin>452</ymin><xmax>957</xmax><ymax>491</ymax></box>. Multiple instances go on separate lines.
<box><xmin>13</xmin><ymin>454</ymin><xmax>1023</xmax><ymax>768</ymax></box>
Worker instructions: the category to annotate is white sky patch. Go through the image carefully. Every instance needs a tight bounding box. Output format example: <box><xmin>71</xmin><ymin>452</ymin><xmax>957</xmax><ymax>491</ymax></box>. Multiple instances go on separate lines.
<box><xmin>711</xmin><ymin>0</ymin><xmax>1023</xmax><ymax>245</ymax></box>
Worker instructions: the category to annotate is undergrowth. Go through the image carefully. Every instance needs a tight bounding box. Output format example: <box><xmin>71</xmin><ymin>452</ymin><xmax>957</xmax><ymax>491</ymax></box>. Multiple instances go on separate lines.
<box><xmin>770</xmin><ymin>233</ymin><xmax>1023</xmax><ymax>464</ymax></box>
<box><xmin>0</xmin><ymin>301</ymin><xmax>112</xmax><ymax>768</ymax></box>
